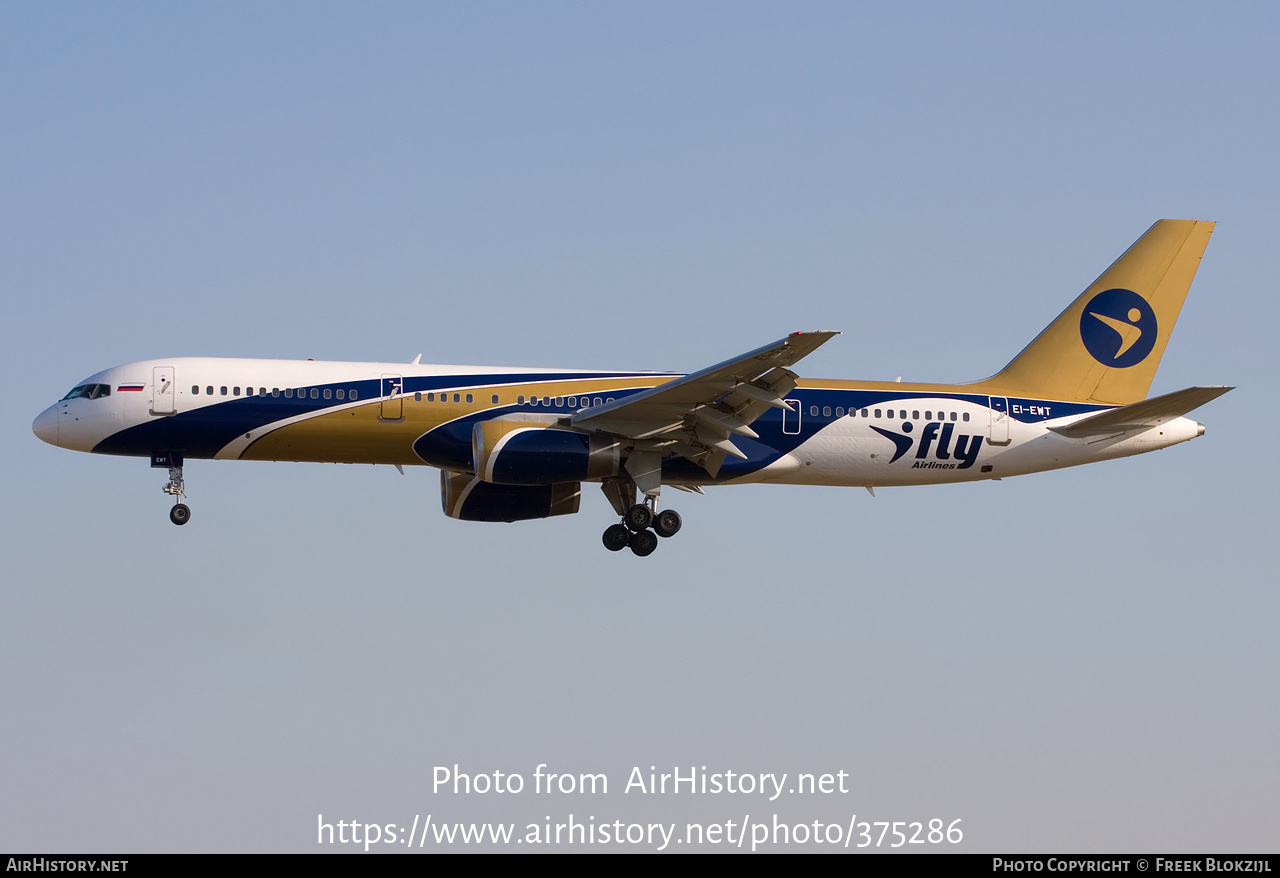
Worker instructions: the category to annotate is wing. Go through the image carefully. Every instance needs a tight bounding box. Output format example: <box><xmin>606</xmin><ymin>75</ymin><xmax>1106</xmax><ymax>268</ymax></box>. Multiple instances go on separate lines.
<box><xmin>571</xmin><ymin>331</ymin><xmax>839</xmax><ymax>476</ymax></box>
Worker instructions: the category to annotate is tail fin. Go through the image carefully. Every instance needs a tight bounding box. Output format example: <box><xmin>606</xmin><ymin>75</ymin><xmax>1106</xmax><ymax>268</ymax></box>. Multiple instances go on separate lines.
<box><xmin>973</xmin><ymin>220</ymin><xmax>1214</xmax><ymax>405</ymax></box>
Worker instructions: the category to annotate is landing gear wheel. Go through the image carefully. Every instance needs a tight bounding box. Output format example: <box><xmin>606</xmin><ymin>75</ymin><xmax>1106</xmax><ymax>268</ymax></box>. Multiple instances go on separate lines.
<box><xmin>629</xmin><ymin>529</ymin><xmax>658</xmax><ymax>557</ymax></box>
<box><xmin>653</xmin><ymin>509</ymin><xmax>682</xmax><ymax>538</ymax></box>
<box><xmin>602</xmin><ymin>523</ymin><xmax>631</xmax><ymax>552</ymax></box>
<box><xmin>624</xmin><ymin>504</ymin><xmax>654</xmax><ymax>532</ymax></box>
<box><xmin>169</xmin><ymin>503</ymin><xmax>191</xmax><ymax>526</ymax></box>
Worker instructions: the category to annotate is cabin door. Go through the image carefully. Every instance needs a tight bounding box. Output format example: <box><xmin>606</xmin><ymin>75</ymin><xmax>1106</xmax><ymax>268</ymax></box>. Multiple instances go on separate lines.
<box><xmin>151</xmin><ymin>366</ymin><xmax>176</xmax><ymax>416</ymax></box>
<box><xmin>380</xmin><ymin>374</ymin><xmax>404</xmax><ymax>420</ymax></box>
<box><xmin>782</xmin><ymin>399</ymin><xmax>802</xmax><ymax>435</ymax></box>
<box><xmin>988</xmin><ymin>396</ymin><xmax>1011</xmax><ymax>446</ymax></box>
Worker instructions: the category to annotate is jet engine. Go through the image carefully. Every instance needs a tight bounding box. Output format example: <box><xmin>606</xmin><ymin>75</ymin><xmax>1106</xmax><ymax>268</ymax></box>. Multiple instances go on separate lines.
<box><xmin>440</xmin><ymin>471</ymin><xmax>581</xmax><ymax>522</ymax></box>
<box><xmin>471</xmin><ymin>419</ymin><xmax>619</xmax><ymax>485</ymax></box>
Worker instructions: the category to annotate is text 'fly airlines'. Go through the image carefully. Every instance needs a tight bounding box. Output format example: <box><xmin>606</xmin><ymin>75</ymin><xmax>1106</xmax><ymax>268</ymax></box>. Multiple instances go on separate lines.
<box><xmin>33</xmin><ymin>220</ymin><xmax>1231</xmax><ymax>556</ymax></box>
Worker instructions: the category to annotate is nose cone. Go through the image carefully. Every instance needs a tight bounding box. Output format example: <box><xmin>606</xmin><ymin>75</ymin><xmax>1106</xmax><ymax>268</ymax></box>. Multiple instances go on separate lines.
<box><xmin>32</xmin><ymin>405</ymin><xmax>59</xmax><ymax>446</ymax></box>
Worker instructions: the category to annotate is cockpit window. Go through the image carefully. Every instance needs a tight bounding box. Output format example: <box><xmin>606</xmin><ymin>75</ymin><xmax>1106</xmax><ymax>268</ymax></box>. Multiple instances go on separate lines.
<box><xmin>61</xmin><ymin>383</ymin><xmax>111</xmax><ymax>400</ymax></box>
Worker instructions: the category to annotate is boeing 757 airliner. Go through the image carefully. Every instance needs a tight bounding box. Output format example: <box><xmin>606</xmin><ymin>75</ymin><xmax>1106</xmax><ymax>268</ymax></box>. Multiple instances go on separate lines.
<box><xmin>33</xmin><ymin>220</ymin><xmax>1230</xmax><ymax>556</ymax></box>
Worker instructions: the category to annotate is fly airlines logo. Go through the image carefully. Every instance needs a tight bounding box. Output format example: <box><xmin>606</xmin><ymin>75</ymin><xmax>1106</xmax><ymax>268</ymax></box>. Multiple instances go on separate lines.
<box><xmin>871</xmin><ymin>423</ymin><xmax>984</xmax><ymax>469</ymax></box>
<box><xmin>1080</xmin><ymin>288</ymin><xmax>1158</xmax><ymax>368</ymax></box>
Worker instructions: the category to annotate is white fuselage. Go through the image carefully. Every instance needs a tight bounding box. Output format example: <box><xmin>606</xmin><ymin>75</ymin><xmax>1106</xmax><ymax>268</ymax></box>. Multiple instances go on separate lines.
<box><xmin>32</xmin><ymin>356</ymin><xmax>1206</xmax><ymax>489</ymax></box>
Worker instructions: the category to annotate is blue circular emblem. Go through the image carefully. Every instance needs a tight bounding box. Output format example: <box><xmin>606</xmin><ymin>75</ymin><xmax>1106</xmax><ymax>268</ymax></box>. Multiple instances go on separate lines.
<box><xmin>1079</xmin><ymin>288</ymin><xmax>1158</xmax><ymax>368</ymax></box>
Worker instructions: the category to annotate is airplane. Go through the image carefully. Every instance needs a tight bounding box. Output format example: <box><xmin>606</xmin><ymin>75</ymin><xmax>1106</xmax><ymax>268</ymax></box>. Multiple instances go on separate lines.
<box><xmin>32</xmin><ymin>219</ymin><xmax>1231</xmax><ymax>557</ymax></box>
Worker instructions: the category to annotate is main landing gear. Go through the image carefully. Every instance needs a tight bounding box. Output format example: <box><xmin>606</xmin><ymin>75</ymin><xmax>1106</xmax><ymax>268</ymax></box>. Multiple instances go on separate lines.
<box><xmin>601</xmin><ymin>498</ymin><xmax>682</xmax><ymax>557</ymax></box>
<box><xmin>163</xmin><ymin>464</ymin><xmax>191</xmax><ymax>526</ymax></box>
<box><xmin>599</xmin><ymin>463</ymin><xmax>684</xmax><ymax>557</ymax></box>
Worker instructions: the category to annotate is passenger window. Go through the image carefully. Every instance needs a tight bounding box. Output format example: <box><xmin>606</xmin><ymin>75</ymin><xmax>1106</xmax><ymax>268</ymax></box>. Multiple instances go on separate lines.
<box><xmin>284</xmin><ymin>388</ymin><xmax>293</xmax><ymax>398</ymax></box>
<box><xmin>874</xmin><ymin>409</ymin><xmax>881</xmax><ymax>418</ymax></box>
<box><xmin>823</xmin><ymin>406</ymin><xmax>831</xmax><ymax>417</ymax></box>
<box><xmin>310</xmin><ymin>389</ymin><xmax>319</xmax><ymax>399</ymax></box>
<box><xmin>221</xmin><ymin>386</ymin><xmax>228</xmax><ymax>396</ymax></box>
<box><xmin>350</xmin><ymin>390</ymin><xmax>358</xmax><ymax>400</ymax></box>
<box><xmin>192</xmin><ymin>385</ymin><xmax>199</xmax><ymax>395</ymax></box>
<box><xmin>963</xmin><ymin>412</ymin><xmax>970</xmax><ymax>422</ymax></box>
<box><xmin>925</xmin><ymin>411</ymin><xmax>932</xmax><ymax>420</ymax></box>
<box><xmin>466</xmin><ymin>394</ymin><xmax>473</xmax><ymax>403</ymax></box>
<box><xmin>568</xmin><ymin>397</ymin><xmax>577</xmax><ymax>407</ymax></box>
<box><xmin>491</xmin><ymin>394</ymin><xmax>499</xmax><ymax>404</ymax></box>
<box><xmin>338</xmin><ymin>389</ymin><xmax>345</xmax><ymax>400</ymax></box>
<box><xmin>861</xmin><ymin>409</ymin><xmax>869</xmax><ymax>417</ymax></box>
<box><xmin>207</xmin><ymin>386</ymin><xmax>214</xmax><ymax>395</ymax></box>
<box><xmin>594</xmin><ymin>398</ymin><xmax>602</xmax><ymax>406</ymax></box>
<box><xmin>323</xmin><ymin>389</ymin><xmax>332</xmax><ymax>400</ymax></box>
<box><xmin>453</xmin><ymin>393</ymin><xmax>460</xmax><ymax>403</ymax></box>
<box><xmin>518</xmin><ymin>395</ymin><xmax>525</xmax><ymax>404</ymax></box>
<box><xmin>836</xmin><ymin>407</ymin><xmax>844</xmax><ymax>416</ymax></box>
<box><xmin>810</xmin><ymin>406</ymin><xmax>818</xmax><ymax>416</ymax></box>
<box><xmin>234</xmin><ymin>387</ymin><xmax>241</xmax><ymax>396</ymax></box>
<box><xmin>913</xmin><ymin>410</ymin><xmax>919</xmax><ymax>419</ymax></box>
<box><xmin>950</xmin><ymin>412</ymin><xmax>956</xmax><ymax>421</ymax></box>
<box><xmin>272</xmin><ymin>389</ymin><xmax>279</xmax><ymax>397</ymax></box>
<box><xmin>555</xmin><ymin>397</ymin><xmax>563</xmax><ymax>406</ymax></box>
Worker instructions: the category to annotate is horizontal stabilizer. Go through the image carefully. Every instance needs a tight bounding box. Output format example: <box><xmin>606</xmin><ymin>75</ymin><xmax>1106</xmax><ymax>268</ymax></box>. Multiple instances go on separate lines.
<box><xmin>1049</xmin><ymin>386</ymin><xmax>1232</xmax><ymax>438</ymax></box>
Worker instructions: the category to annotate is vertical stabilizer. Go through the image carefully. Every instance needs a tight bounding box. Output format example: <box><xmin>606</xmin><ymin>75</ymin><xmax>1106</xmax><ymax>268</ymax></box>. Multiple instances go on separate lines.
<box><xmin>973</xmin><ymin>220</ymin><xmax>1214</xmax><ymax>405</ymax></box>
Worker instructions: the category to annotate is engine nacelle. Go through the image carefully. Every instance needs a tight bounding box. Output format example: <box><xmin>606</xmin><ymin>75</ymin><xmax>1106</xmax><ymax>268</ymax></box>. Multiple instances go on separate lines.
<box><xmin>440</xmin><ymin>471</ymin><xmax>581</xmax><ymax>522</ymax></box>
<box><xmin>472</xmin><ymin>419</ymin><xmax>619</xmax><ymax>485</ymax></box>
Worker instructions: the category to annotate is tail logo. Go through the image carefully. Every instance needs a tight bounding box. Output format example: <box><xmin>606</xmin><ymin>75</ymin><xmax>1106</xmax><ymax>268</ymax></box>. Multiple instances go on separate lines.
<box><xmin>1080</xmin><ymin>288</ymin><xmax>1158</xmax><ymax>368</ymax></box>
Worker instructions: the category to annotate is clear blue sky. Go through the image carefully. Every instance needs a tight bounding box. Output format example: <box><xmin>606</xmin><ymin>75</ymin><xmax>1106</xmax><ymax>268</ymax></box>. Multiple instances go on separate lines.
<box><xmin>2</xmin><ymin>1</ymin><xmax>1275</xmax><ymax>852</ymax></box>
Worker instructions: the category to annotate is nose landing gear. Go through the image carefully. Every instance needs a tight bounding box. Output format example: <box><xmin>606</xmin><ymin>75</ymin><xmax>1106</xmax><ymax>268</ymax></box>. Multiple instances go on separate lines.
<box><xmin>161</xmin><ymin>462</ymin><xmax>190</xmax><ymax>526</ymax></box>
